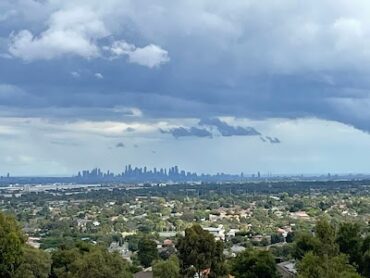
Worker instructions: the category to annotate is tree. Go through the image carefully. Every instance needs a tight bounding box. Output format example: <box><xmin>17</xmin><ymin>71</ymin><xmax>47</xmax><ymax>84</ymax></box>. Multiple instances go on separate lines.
<box><xmin>126</xmin><ymin>235</ymin><xmax>140</xmax><ymax>252</ymax></box>
<box><xmin>361</xmin><ymin>249</ymin><xmax>370</xmax><ymax>278</ymax></box>
<box><xmin>159</xmin><ymin>246</ymin><xmax>176</xmax><ymax>260</ymax></box>
<box><xmin>0</xmin><ymin>212</ymin><xmax>25</xmax><ymax>277</ymax></box>
<box><xmin>14</xmin><ymin>246</ymin><xmax>51</xmax><ymax>278</ymax></box>
<box><xmin>289</xmin><ymin>200</ymin><xmax>304</xmax><ymax>212</ymax></box>
<box><xmin>286</xmin><ymin>231</ymin><xmax>295</xmax><ymax>243</ymax></box>
<box><xmin>209</xmin><ymin>240</ymin><xmax>227</xmax><ymax>278</ymax></box>
<box><xmin>51</xmin><ymin>242</ymin><xmax>133</xmax><ymax>278</ymax></box>
<box><xmin>335</xmin><ymin>222</ymin><xmax>362</xmax><ymax>267</ymax></box>
<box><xmin>292</xmin><ymin>232</ymin><xmax>320</xmax><ymax>260</ymax></box>
<box><xmin>297</xmin><ymin>252</ymin><xmax>361</xmax><ymax>278</ymax></box>
<box><xmin>71</xmin><ymin>249</ymin><xmax>132</xmax><ymax>278</ymax></box>
<box><xmin>269</xmin><ymin>244</ymin><xmax>293</xmax><ymax>261</ymax></box>
<box><xmin>152</xmin><ymin>256</ymin><xmax>180</xmax><ymax>278</ymax></box>
<box><xmin>359</xmin><ymin>235</ymin><xmax>370</xmax><ymax>277</ymax></box>
<box><xmin>231</xmin><ymin>249</ymin><xmax>278</xmax><ymax>278</ymax></box>
<box><xmin>176</xmin><ymin>225</ymin><xmax>225</xmax><ymax>278</ymax></box>
<box><xmin>315</xmin><ymin>218</ymin><xmax>338</xmax><ymax>257</ymax></box>
<box><xmin>295</xmin><ymin>220</ymin><xmax>367</xmax><ymax>278</ymax></box>
<box><xmin>270</xmin><ymin>233</ymin><xmax>284</xmax><ymax>244</ymax></box>
<box><xmin>138</xmin><ymin>238</ymin><xmax>158</xmax><ymax>267</ymax></box>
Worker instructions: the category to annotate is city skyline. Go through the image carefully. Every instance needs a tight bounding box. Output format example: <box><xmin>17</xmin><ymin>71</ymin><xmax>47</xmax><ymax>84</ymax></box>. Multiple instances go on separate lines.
<box><xmin>2</xmin><ymin>162</ymin><xmax>370</xmax><ymax>180</ymax></box>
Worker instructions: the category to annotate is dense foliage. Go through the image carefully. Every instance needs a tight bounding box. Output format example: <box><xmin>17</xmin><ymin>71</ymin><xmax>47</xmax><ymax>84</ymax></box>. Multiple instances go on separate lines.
<box><xmin>152</xmin><ymin>256</ymin><xmax>180</xmax><ymax>278</ymax></box>
<box><xmin>177</xmin><ymin>224</ymin><xmax>226</xmax><ymax>277</ymax></box>
<box><xmin>0</xmin><ymin>213</ymin><xmax>25</xmax><ymax>277</ymax></box>
<box><xmin>1</xmin><ymin>180</ymin><xmax>370</xmax><ymax>278</ymax></box>
<box><xmin>294</xmin><ymin>218</ymin><xmax>370</xmax><ymax>278</ymax></box>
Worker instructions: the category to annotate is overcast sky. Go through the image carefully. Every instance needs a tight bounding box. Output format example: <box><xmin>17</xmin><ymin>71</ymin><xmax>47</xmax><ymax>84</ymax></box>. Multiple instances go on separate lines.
<box><xmin>1</xmin><ymin>0</ymin><xmax>370</xmax><ymax>176</ymax></box>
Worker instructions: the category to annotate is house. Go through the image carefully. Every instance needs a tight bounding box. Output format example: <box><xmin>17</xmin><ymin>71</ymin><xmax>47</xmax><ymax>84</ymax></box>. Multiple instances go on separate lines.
<box><xmin>203</xmin><ymin>225</ymin><xmax>225</xmax><ymax>241</ymax></box>
<box><xmin>92</xmin><ymin>220</ymin><xmax>100</xmax><ymax>226</ymax></box>
<box><xmin>291</xmin><ymin>211</ymin><xmax>309</xmax><ymax>220</ymax></box>
<box><xmin>226</xmin><ymin>229</ymin><xmax>240</xmax><ymax>238</ymax></box>
<box><xmin>163</xmin><ymin>239</ymin><xmax>173</xmax><ymax>246</ymax></box>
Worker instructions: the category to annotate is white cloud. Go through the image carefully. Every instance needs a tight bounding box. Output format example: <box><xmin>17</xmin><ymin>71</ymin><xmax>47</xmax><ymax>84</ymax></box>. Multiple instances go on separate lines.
<box><xmin>112</xmin><ymin>107</ymin><xmax>143</xmax><ymax>117</ymax></box>
<box><xmin>71</xmin><ymin>71</ymin><xmax>80</xmax><ymax>78</ymax></box>
<box><xmin>7</xmin><ymin>1</ymin><xmax>170</xmax><ymax>66</ymax></box>
<box><xmin>8</xmin><ymin>7</ymin><xmax>108</xmax><ymax>61</ymax></box>
<box><xmin>109</xmin><ymin>40</ymin><xmax>135</xmax><ymax>55</ymax></box>
<box><xmin>128</xmin><ymin>44</ymin><xmax>170</xmax><ymax>68</ymax></box>
<box><xmin>108</xmin><ymin>40</ymin><xmax>170</xmax><ymax>68</ymax></box>
<box><xmin>94</xmin><ymin>72</ymin><xmax>103</xmax><ymax>79</ymax></box>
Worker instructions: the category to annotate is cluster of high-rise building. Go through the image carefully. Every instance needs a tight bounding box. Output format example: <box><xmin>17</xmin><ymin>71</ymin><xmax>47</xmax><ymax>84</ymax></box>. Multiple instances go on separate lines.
<box><xmin>76</xmin><ymin>165</ymin><xmax>243</xmax><ymax>182</ymax></box>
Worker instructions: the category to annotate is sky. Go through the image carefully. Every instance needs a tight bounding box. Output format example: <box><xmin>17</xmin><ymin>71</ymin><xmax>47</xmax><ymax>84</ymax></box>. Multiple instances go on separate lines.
<box><xmin>1</xmin><ymin>0</ymin><xmax>370</xmax><ymax>176</ymax></box>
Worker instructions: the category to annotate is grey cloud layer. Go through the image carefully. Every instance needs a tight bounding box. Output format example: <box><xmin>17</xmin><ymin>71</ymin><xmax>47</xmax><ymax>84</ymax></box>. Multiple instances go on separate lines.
<box><xmin>199</xmin><ymin>118</ymin><xmax>260</xmax><ymax>136</ymax></box>
<box><xmin>260</xmin><ymin>136</ymin><xmax>281</xmax><ymax>144</ymax></box>
<box><xmin>160</xmin><ymin>127</ymin><xmax>212</xmax><ymax>138</ymax></box>
<box><xmin>160</xmin><ymin>118</ymin><xmax>263</xmax><ymax>139</ymax></box>
<box><xmin>1</xmin><ymin>1</ymin><xmax>370</xmax><ymax>132</ymax></box>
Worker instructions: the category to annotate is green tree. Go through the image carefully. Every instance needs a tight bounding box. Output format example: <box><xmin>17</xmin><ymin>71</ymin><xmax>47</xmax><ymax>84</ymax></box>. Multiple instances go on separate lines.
<box><xmin>209</xmin><ymin>240</ymin><xmax>227</xmax><ymax>278</ymax></box>
<box><xmin>315</xmin><ymin>218</ymin><xmax>338</xmax><ymax>257</ymax></box>
<box><xmin>51</xmin><ymin>242</ymin><xmax>132</xmax><ymax>278</ymax></box>
<box><xmin>270</xmin><ymin>233</ymin><xmax>284</xmax><ymax>244</ymax></box>
<box><xmin>292</xmin><ymin>232</ymin><xmax>320</xmax><ymax>260</ymax></box>
<box><xmin>361</xmin><ymin>249</ymin><xmax>370</xmax><ymax>277</ymax></box>
<box><xmin>286</xmin><ymin>232</ymin><xmax>295</xmax><ymax>243</ymax></box>
<box><xmin>335</xmin><ymin>222</ymin><xmax>362</xmax><ymax>267</ymax></box>
<box><xmin>71</xmin><ymin>249</ymin><xmax>132</xmax><ymax>278</ymax></box>
<box><xmin>14</xmin><ymin>246</ymin><xmax>51</xmax><ymax>278</ymax></box>
<box><xmin>297</xmin><ymin>252</ymin><xmax>360</xmax><ymax>278</ymax></box>
<box><xmin>0</xmin><ymin>212</ymin><xmax>25</xmax><ymax>278</ymax></box>
<box><xmin>231</xmin><ymin>249</ymin><xmax>278</xmax><ymax>278</ymax></box>
<box><xmin>152</xmin><ymin>256</ymin><xmax>180</xmax><ymax>278</ymax></box>
<box><xmin>176</xmin><ymin>225</ymin><xmax>225</xmax><ymax>278</ymax></box>
<box><xmin>359</xmin><ymin>235</ymin><xmax>370</xmax><ymax>277</ymax></box>
<box><xmin>138</xmin><ymin>238</ymin><xmax>158</xmax><ymax>267</ymax></box>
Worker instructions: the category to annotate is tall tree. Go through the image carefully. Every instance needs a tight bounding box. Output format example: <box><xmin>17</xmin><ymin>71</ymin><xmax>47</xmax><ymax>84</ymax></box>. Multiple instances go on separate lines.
<box><xmin>335</xmin><ymin>222</ymin><xmax>362</xmax><ymax>267</ymax></box>
<box><xmin>152</xmin><ymin>256</ymin><xmax>180</xmax><ymax>278</ymax></box>
<box><xmin>292</xmin><ymin>232</ymin><xmax>320</xmax><ymax>260</ymax></box>
<box><xmin>176</xmin><ymin>225</ymin><xmax>225</xmax><ymax>278</ymax></box>
<box><xmin>0</xmin><ymin>212</ymin><xmax>25</xmax><ymax>278</ymax></box>
<box><xmin>359</xmin><ymin>235</ymin><xmax>370</xmax><ymax>277</ymax></box>
<box><xmin>137</xmin><ymin>238</ymin><xmax>158</xmax><ymax>268</ymax></box>
<box><xmin>297</xmin><ymin>252</ymin><xmax>361</xmax><ymax>278</ymax></box>
<box><xmin>315</xmin><ymin>217</ymin><xmax>338</xmax><ymax>257</ymax></box>
<box><xmin>14</xmin><ymin>246</ymin><xmax>51</xmax><ymax>278</ymax></box>
<box><xmin>51</xmin><ymin>242</ymin><xmax>132</xmax><ymax>278</ymax></box>
<box><xmin>231</xmin><ymin>249</ymin><xmax>278</xmax><ymax>278</ymax></box>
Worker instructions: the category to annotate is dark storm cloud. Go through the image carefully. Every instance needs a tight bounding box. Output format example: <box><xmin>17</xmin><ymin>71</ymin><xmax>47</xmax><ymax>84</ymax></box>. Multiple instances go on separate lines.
<box><xmin>265</xmin><ymin>137</ymin><xmax>281</xmax><ymax>144</ymax></box>
<box><xmin>2</xmin><ymin>1</ymin><xmax>370</xmax><ymax>132</ymax></box>
<box><xmin>116</xmin><ymin>142</ymin><xmax>125</xmax><ymax>148</ymax></box>
<box><xmin>199</xmin><ymin>118</ymin><xmax>261</xmax><ymax>137</ymax></box>
<box><xmin>160</xmin><ymin>127</ymin><xmax>212</xmax><ymax>138</ymax></box>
